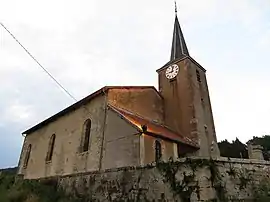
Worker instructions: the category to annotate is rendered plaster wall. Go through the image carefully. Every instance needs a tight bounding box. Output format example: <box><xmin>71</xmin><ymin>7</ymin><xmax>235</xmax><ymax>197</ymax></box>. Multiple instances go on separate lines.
<box><xmin>189</xmin><ymin>60</ymin><xmax>220</xmax><ymax>158</ymax></box>
<box><xmin>57</xmin><ymin>157</ymin><xmax>270</xmax><ymax>202</ymax></box>
<box><xmin>157</xmin><ymin>58</ymin><xmax>220</xmax><ymax>158</ymax></box>
<box><xmin>18</xmin><ymin>95</ymin><xmax>107</xmax><ymax>179</ymax></box>
<box><xmin>107</xmin><ymin>88</ymin><xmax>164</xmax><ymax>124</ymax></box>
<box><xmin>142</xmin><ymin>134</ymin><xmax>177</xmax><ymax>165</ymax></box>
<box><xmin>158</xmin><ymin>59</ymin><xmax>192</xmax><ymax>138</ymax></box>
<box><xmin>101</xmin><ymin>108</ymin><xmax>140</xmax><ymax>170</ymax></box>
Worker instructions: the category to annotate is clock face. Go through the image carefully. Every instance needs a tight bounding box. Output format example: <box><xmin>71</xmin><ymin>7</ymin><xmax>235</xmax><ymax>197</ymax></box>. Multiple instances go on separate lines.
<box><xmin>165</xmin><ymin>64</ymin><xmax>179</xmax><ymax>79</ymax></box>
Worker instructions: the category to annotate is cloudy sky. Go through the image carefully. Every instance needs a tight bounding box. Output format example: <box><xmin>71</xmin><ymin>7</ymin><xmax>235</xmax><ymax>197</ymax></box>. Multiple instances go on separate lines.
<box><xmin>1</xmin><ymin>0</ymin><xmax>270</xmax><ymax>168</ymax></box>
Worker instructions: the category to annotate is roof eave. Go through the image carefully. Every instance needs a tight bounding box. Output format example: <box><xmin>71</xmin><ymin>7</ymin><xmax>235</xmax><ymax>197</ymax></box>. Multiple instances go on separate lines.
<box><xmin>109</xmin><ymin>104</ymin><xmax>199</xmax><ymax>149</ymax></box>
<box><xmin>22</xmin><ymin>86</ymin><xmax>163</xmax><ymax>136</ymax></box>
<box><xmin>156</xmin><ymin>56</ymin><xmax>206</xmax><ymax>73</ymax></box>
<box><xmin>107</xmin><ymin>104</ymin><xmax>143</xmax><ymax>133</ymax></box>
<box><xmin>22</xmin><ymin>87</ymin><xmax>108</xmax><ymax>135</ymax></box>
<box><xmin>144</xmin><ymin>131</ymin><xmax>199</xmax><ymax>149</ymax></box>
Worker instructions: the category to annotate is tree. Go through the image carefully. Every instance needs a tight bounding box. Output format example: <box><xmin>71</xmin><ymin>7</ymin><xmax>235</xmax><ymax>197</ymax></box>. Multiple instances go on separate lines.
<box><xmin>218</xmin><ymin>138</ymin><xmax>248</xmax><ymax>159</ymax></box>
<box><xmin>218</xmin><ymin>135</ymin><xmax>270</xmax><ymax>160</ymax></box>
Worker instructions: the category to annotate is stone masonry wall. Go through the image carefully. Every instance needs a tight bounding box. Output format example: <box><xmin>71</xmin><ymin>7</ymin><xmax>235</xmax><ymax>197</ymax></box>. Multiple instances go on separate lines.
<box><xmin>57</xmin><ymin>157</ymin><xmax>270</xmax><ymax>201</ymax></box>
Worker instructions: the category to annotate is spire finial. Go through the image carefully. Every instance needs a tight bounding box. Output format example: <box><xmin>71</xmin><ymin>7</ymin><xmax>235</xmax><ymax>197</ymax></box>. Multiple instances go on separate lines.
<box><xmin>174</xmin><ymin>1</ymin><xmax>177</xmax><ymax>15</ymax></box>
<box><xmin>170</xmin><ymin>1</ymin><xmax>190</xmax><ymax>61</ymax></box>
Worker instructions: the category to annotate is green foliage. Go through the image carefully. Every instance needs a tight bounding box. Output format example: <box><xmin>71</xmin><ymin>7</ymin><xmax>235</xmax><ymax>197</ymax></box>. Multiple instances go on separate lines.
<box><xmin>157</xmin><ymin>159</ymin><xmax>199</xmax><ymax>201</ymax></box>
<box><xmin>226</xmin><ymin>163</ymin><xmax>237</xmax><ymax>178</ymax></box>
<box><xmin>156</xmin><ymin>158</ymin><xmax>228</xmax><ymax>201</ymax></box>
<box><xmin>238</xmin><ymin>169</ymin><xmax>252</xmax><ymax>190</ymax></box>
<box><xmin>252</xmin><ymin>179</ymin><xmax>270</xmax><ymax>202</ymax></box>
<box><xmin>213</xmin><ymin>182</ymin><xmax>227</xmax><ymax>202</ymax></box>
<box><xmin>0</xmin><ymin>172</ymin><xmax>81</xmax><ymax>202</ymax></box>
<box><xmin>218</xmin><ymin>138</ymin><xmax>248</xmax><ymax>159</ymax></box>
<box><xmin>218</xmin><ymin>135</ymin><xmax>270</xmax><ymax>160</ymax></box>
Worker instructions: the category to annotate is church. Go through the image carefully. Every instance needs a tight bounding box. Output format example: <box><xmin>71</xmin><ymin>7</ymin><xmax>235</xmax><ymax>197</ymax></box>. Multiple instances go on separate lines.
<box><xmin>17</xmin><ymin>12</ymin><xmax>220</xmax><ymax>179</ymax></box>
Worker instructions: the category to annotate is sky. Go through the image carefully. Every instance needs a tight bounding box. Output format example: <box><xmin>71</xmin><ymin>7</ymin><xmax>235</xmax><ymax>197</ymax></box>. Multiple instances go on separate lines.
<box><xmin>0</xmin><ymin>0</ymin><xmax>270</xmax><ymax>168</ymax></box>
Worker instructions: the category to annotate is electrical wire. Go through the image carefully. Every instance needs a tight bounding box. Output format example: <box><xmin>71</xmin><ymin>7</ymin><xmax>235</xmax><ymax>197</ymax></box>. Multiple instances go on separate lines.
<box><xmin>0</xmin><ymin>22</ymin><xmax>77</xmax><ymax>102</ymax></box>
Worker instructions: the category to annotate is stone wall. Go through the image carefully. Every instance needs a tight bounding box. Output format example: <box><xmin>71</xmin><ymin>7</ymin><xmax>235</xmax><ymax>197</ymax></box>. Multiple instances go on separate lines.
<box><xmin>57</xmin><ymin>157</ymin><xmax>270</xmax><ymax>201</ymax></box>
<box><xmin>18</xmin><ymin>94</ymin><xmax>107</xmax><ymax>179</ymax></box>
<box><xmin>157</xmin><ymin>57</ymin><xmax>220</xmax><ymax>158</ymax></box>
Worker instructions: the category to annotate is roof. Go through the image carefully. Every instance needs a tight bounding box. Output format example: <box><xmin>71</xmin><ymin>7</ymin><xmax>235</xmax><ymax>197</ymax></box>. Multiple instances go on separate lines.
<box><xmin>156</xmin><ymin>56</ymin><xmax>206</xmax><ymax>73</ymax></box>
<box><xmin>156</xmin><ymin>13</ymin><xmax>206</xmax><ymax>73</ymax></box>
<box><xmin>109</xmin><ymin>104</ymin><xmax>199</xmax><ymax>148</ymax></box>
<box><xmin>22</xmin><ymin>86</ymin><xmax>161</xmax><ymax>135</ymax></box>
<box><xmin>170</xmin><ymin>15</ymin><xmax>189</xmax><ymax>61</ymax></box>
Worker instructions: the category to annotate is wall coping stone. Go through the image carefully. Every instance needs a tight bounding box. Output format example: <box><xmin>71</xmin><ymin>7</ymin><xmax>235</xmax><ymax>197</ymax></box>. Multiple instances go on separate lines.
<box><xmin>31</xmin><ymin>157</ymin><xmax>270</xmax><ymax>181</ymax></box>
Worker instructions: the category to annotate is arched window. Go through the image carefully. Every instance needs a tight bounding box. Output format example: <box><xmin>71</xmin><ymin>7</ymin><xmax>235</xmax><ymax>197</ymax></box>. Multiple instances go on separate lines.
<box><xmin>81</xmin><ymin>119</ymin><xmax>91</xmax><ymax>152</ymax></box>
<box><xmin>23</xmin><ymin>144</ymin><xmax>32</xmax><ymax>168</ymax></box>
<box><xmin>46</xmin><ymin>134</ymin><xmax>56</xmax><ymax>162</ymax></box>
<box><xmin>155</xmin><ymin>140</ymin><xmax>162</xmax><ymax>162</ymax></box>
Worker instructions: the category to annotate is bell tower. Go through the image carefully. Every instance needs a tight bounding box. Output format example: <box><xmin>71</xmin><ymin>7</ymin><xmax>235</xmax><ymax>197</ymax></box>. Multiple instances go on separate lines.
<box><xmin>157</xmin><ymin>10</ymin><xmax>220</xmax><ymax>157</ymax></box>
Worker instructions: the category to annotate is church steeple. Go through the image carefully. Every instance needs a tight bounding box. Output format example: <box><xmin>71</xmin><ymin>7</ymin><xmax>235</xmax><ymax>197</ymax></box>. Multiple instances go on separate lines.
<box><xmin>170</xmin><ymin>5</ymin><xmax>189</xmax><ymax>61</ymax></box>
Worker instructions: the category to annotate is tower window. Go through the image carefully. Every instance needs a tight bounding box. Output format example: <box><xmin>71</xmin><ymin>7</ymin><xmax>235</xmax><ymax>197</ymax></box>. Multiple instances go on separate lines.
<box><xmin>196</xmin><ymin>70</ymin><xmax>201</xmax><ymax>83</ymax></box>
<box><xmin>23</xmin><ymin>144</ymin><xmax>32</xmax><ymax>168</ymax></box>
<box><xmin>46</xmin><ymin>134</ymin><xmax>56</xmax><ymax>162</ymax></box>
<box><xmin>155</xmin><ymin>140</ymin><xmax>162</xmax><ymax>162</ymax></box>
<box><xmin>81</xmin><ymin>119</ymin><xmax>91</xmax><ymax>152</ymax></box>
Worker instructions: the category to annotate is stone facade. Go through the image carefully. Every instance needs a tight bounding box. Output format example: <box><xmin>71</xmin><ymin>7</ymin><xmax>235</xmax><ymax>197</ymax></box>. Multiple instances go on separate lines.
<box><xmin>18</xmin><ymin>58</ymin><xmax>219</xmax><ymax>180</ymax></box>
<box><xmin>18</xmin><ymin>94</ymin><xmax>107</xmax><ymax>179</ymax></box>
<box><xmin>57</xmin><ymin>157</ymin><xmax>270</xmax><ymax>201</ymax></box>
<box><xmin>17</xmin><ymin>13</ymin><xmax>221</xmax><ymax>180</ymax></box>
<box><xmin>18</xmin><ymin>88</ymin><xmax>181</xmax><ymax>179</ymax></box>
<box><xmin>157</xmin><ymin>58</ymin><xmax>220</xmax><ymax>158</ymax></box>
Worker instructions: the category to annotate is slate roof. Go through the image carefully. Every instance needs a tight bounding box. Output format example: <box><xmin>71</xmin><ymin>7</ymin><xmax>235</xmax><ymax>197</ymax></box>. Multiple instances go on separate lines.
<box><xmin>170</xmin><ymin>15</ymin><xmax>189</xmax><ymax>61</ymax></box>
<box><xmin>22</xmin><ymin>86</ymin><xmax>161</xmax><ymax>135</ymax></box>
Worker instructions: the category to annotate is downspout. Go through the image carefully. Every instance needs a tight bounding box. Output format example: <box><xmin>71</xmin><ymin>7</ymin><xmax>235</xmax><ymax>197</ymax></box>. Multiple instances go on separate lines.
<box><xmin>98</xmin><ymin>88</ymin><xmax>108</xmax><ymax>171</ymax></box>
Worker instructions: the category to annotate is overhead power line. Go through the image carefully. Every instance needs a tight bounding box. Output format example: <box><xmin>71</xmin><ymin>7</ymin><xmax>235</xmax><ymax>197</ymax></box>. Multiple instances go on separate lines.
<box><xmin>0</xmin><ymin>22</ymin><xmax>77</xmax><ymax>102</ymax></box>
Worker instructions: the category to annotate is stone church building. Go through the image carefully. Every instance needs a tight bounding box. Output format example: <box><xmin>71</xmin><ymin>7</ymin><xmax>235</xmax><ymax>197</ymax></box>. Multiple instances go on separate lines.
<box><xmin>18</xmin><ymin>13</ymin><xmax>220</xmax><ymax>179</ymax></box>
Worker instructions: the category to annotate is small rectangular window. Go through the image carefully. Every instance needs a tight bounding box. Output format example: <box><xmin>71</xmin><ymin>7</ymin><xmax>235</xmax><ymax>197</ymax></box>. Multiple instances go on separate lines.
<box><xmin>196</xmin><ymin>70</ymin><xmax>201</xmax><ymax>83</ymax></box>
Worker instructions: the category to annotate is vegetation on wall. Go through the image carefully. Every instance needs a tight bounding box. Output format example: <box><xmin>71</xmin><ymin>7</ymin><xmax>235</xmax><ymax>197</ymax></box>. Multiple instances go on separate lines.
<box><xmin>157</xmin><ymin>158</ymin><xmax>270</xmax><ymax>202</ymax></box>
<box><xmin>1</xmin><ymin>160</ymin><xmax>270</xmax><ymax>201</ymax></box>
<box><xmin>156</xmin><ymin>158</ymin><xmax>228</xmax><ymax>201</ymax></box>
<box><xmin>253</xmin><ymin>179</ymin><xmax>270</xmax><ymax>202</ymax></box>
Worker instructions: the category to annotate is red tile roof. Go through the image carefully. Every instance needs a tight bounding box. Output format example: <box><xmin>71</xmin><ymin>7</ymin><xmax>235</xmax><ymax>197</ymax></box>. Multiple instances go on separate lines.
<box><xmin>109</xmin><ymin>105</ymin><xmax>199</xmax><ymax>148</ymax></box>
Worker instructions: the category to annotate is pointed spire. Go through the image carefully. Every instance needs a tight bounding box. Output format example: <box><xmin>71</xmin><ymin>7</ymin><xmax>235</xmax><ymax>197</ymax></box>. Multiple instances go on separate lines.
<box><xmin>170</xmin><ymin>3</ymin><xmax>189</xmax><ymax>61</ymax></box>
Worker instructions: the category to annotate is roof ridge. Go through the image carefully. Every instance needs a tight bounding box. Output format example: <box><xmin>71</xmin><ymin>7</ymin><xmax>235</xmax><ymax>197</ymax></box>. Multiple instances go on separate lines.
<box><xmin>106</xmin><ymin>86</ymin><xmax>163</xmax><ymax>99</ymax></box>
